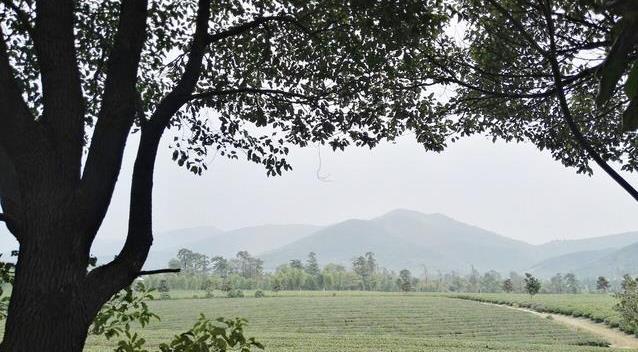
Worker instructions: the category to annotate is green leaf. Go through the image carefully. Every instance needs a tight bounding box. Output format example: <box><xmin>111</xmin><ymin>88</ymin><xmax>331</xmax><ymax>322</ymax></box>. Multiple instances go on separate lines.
<box><xmin>624</xmin><ymin>61</ymin><xmax>638</xmax><ymax>98</ymax></box>
<box><xmin>622</xmin><ymin>99</ymin><xmax>638</xmax><ymax>132</ymax></box>
<box><xmin>596</xmin><ymin>18</ymin><xmax>638</xmax><ymax>106</ymax></box>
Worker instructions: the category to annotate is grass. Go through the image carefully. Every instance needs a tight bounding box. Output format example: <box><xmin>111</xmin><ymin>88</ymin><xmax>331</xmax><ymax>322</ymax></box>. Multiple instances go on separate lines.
<box><xmin>445</xmin><ymin>293</ymin><xmax>634</xmax><ymax>333</ymax></box>
<box><xmin>83</xmin><ymin>291</ymin><xmax>623</xmax><ymax>352</ymax></box>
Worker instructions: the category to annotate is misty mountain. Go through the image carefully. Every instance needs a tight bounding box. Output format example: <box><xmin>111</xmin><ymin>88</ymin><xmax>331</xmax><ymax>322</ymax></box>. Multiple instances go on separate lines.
<box><xmin>528</xmin><ymin>248</ymin><xmax>617</xmax><ymax>277</ymax></box>
<box><xmin>4</xmin><ymin>209</ymin><xmax>638</xmax><ymax>278</ymax></box>
<box><xmin>142</xmin><ymin>224</ymin><xmax>321</xmax><ymax>269</ymax></box>
<box><xmin>260</xmin><ymin>209</ymin><xmax>539</xmax><ymax>273</ymax></box>
<box><xmin>536</xmin><ymin>231</ymin><xmax>638</xmax><ymax>259</ymax></box>
<box><xmin>569</xmin><ymin>242</ymin><xmax>638</xmax><ymax>279</ymax></box>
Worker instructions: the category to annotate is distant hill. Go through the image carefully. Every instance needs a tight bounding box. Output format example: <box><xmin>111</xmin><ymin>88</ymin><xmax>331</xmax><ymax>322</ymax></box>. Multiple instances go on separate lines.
<box><xmin>4</xmin><ymin>210</ymin><xmax>638</xmax><ymax>277</ymax></box>
<box><xmin>260</xmin><ymin>209</ymin><xmax>539</xmax><ymax>272</ymax></box>
<box><xmin>143</xmin><ymin>224</ymin><xmax>321</xmax><ymax>269</ymax></box>
<box><xmin>536</xmin><ymin>231</ymin><xmax>638</xmax><ymax>259</ymax></box>
<box><xmin>571</xmin><ymin>242</ymin><xmax>638</xmax><ymax>279</ymax></box>
<box><xmin>528</xmin><ymin>249</ymin><xmax>617</xmax><ymax>277</ymax></box>
<box><xmin>526</xmin><ymin>232</ymin><xmax>638</xmax><ymax>278</ymax></box>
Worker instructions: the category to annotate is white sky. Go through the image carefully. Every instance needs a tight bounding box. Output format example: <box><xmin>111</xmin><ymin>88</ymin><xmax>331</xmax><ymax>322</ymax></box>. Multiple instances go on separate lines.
<box><xmin>87</xmin><ymin>131</ymin><xmax>638</xmax><ymax>246</ymax></box>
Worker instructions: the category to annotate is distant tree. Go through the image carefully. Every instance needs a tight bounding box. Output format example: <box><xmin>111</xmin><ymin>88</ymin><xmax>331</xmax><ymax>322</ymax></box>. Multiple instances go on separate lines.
<box><xmin>550</xmin><ymin>273</ymin><xmax>564</xmax><ymax>294</ymax></box>
<box><xmin>564</xmin><ymin>273</ymin><xmax>580</xmax><ymax>294</ymax></box>
<box><xmin>158</xmin><ymin>280</ymin><xmax>170</xmax><ymax>300</ymax></box>
<box><xmin>365</xmin><ymin>252</ymin><xmax>377</xmax><ymax>276</ymax></box>
<box><xmin>597</xmin><ymin>276</ymin><xmax>610</xmax><ymax>293</ymax></box>
<box><xmin>524</xmin><ymin>273</ymin><xmax>541</xmax><ymax>297</ymax></box>
<box><xmin>466</xmin><ymin>266</ymin><xmax>481</xmax><ymax>292</ymax></box>
<box><xmin>614</xmin><ymin>275</ymin><xmax>638</xmax><ymax>332</ymax></box>
<box><xmin>352</xmin><ymin>256</ymin><xmax>368</xmax><ymax>290</ymax></box>
<box><xmin>211</xmin><ymin>256</ymin><xmax>230</xmax><ymax>278</ymax></box>
<box><xmin>177</xmin><ymin>248</ymin><xmax>196</xmax><ymax>273</ymax></box>
<box><xmin>305</xmin><ymin>252</ymin><xmax>321</xmax><ymax>290</ymax></box>
<box><xmin>508</xmin><ymin>272</ymin><xmax>525</xmax><ymax>293</ymax></box>
<box><xmin>168</xmin><ymin>258</ymin><xmax>181</xmax><ymax>270</ymax></box>
<box><xmin>290</xmin><ymin>259</ymin><xmax>304</xmax><ymax>271</ymax></box>
<box><xmin>503</xmin><ymin>279</ymin><xmax>514</xmax><ymax>293</ymax></box>
<box><xmin>480</xmin><ymin>270</ymin><xmax>502</xmax><ymax>293</ymax></box>
<box><xmin>233</xmin><ymin>251</ymin><xmax>263</xmax><ymax>280</ymax></box>
<box><xmin>397</xmin><ymin>269</ymin><xmax>413</xmax><ymax>292</ymax></box>
<box><xmin>305</xmin><ymin>252</ymin><xmax>320</xmax><ymax>277</ymax></box>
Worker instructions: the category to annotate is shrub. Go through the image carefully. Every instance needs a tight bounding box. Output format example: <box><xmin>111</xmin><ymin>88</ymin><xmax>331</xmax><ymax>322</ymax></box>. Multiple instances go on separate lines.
<box><xmin>227</xmin><ymin>289</ymin><xmax>244</xmax><ymax>298</ymax></box>
<box><xmin>254</xmin><ymin>290</ymin><xmax>265</xmax><ymax>298</ymax></box>
<box><xmin>160</xmin><ymin>315</ymin><xmax>263</xmax><ymax>352</ymax></box>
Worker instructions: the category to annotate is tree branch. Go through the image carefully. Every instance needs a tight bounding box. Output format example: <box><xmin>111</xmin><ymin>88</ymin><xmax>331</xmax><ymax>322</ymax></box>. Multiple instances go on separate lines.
<box><xmin>34</xmin><ymin>0</ymin><xmax>85</xmax><ymax>185</ymax></box>
<box><xmin>208</xmin><ymin>15</ymin><xmax>311</xmax><ymax>44</ymax></box>
<box><xmin>191</xmin><ymin>88</ymin><xmax>315</xmax><ymax>101</ymax></box>
<box><xmin>2</xmin><ymin>0</ymin><xmax>35</xmax><ymax>38</ymax></box>
<box><xmin>137</xmin><ymin>268</ymin><xmax>181</xmax><ymax>277</ymax></box>
<box><xmin>84</xmin><ymin>0</ymin><xmax>211</xmax><ymax>309</ymax></box>
<box><xmin>541</xmin><ymin>0</ymin><xmax>638</xmax><ymax>202</ymax></box>
<box><xmin>80</xmin><ymin>0</ymin><xmax>149</xmax><ymax>242</ymax></box>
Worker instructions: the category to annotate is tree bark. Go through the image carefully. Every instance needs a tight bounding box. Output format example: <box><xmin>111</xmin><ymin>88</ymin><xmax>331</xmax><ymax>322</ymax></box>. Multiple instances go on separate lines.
<box><xmin>1</xmin><ymin>224</ymin><xmax>93</xmax><ymax>352</ymax></box>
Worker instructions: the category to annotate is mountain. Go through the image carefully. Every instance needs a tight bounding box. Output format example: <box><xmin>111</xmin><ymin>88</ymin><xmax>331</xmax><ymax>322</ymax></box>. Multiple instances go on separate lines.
<box><xmin>528</xmin><ymin>248</ymin><xmax>617</xmax><ymax>277</ymax></box>
<box><xmin>526</xmin><ymin>231</ymin><xmax>638</xmax><ymax>278</ymax></box>
<box><xmin>4</xmin><ymin>209</ymin><xmax>638</xmax><ymax>277</ymax></box>
<box><xmin>142</xmin><ymin>224</ymin><xmax>321</xmax><ymax>269</ymax></box>
<box><xmin>260</xmin><ymin>209</ymin><xmax>539</xmax><ymax>273</ymax></box>
<box><xmin>536</xmin><ymin>231</ymin><xmax>638</xmax><ymax>259</ymax></box>
<box><xmin>571</xmin><ymin>242</ymin><xmax>638</xmax><ymax>279</ymax></box>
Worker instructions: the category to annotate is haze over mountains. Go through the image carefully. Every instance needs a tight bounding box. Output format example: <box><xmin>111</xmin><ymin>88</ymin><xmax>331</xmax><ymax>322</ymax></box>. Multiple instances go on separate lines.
<box><xmin>2</xmin><ymin>209</ymin><xmax>638</xmax><ymax>278</ymax></box>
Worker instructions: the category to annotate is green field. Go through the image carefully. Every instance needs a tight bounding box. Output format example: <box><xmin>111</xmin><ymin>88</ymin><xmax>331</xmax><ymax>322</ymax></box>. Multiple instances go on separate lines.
<box><xmin>446</xmin><ymin>293</ymin><xmax>631</xmax><ymax>332</ymax></box>
<box><xmin>82</xmin><ymin>291</ymin><xmax>628</xmax><ymax>352</ymax></box>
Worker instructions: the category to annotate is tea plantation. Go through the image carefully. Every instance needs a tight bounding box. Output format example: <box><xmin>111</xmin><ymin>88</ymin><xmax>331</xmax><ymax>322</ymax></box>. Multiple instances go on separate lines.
<box><xmin>446</xmin><ymin>293</ymin><xmax>631</xmax><ymax>332</ymax></box>
<box><xmin>83</xmin><ymin>292</ymin><xmax>627</xmax><ymax>352</ymax></box>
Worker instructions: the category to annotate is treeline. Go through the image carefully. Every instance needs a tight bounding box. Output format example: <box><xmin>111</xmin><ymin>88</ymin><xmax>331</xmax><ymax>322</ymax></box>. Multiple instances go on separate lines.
<box><xmin>143</xmin><ymin>249</ymin><xmax>621</xmax><ymax>294</ymax></box>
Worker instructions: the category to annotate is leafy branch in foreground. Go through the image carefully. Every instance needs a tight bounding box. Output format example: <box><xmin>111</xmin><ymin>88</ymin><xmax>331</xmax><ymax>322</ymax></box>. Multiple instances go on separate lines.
<box><xmin>160</xmin><ymin>315</ymin><xmax>264</xmax><ymax>352</ymax></box>
<box><xmin>88</xmin><ymin>282</ymin><xmax>263</xmax><ymax>352</ymax></box>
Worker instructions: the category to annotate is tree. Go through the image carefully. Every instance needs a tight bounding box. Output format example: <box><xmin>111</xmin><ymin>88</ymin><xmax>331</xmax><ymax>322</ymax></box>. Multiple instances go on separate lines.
<box><xmin>524</xmin><ymin>273</ymin><xmax>541</xmax><ymax>297</ymax></box>
<box><xmin>424</xmin><ymin>0</ymin><xmax>638</xmax><ymax>201</ymax></box>
<box><xmin>614</xmin><ymin>275</ymin><xmax>638</xmax><ymax>333</ymax></box>
<box><xmin>480</xmin><ymin>270</ymin><xmax>502</xmax><ymax>293</ymax></box>
<box><xmin>304</xmin><ymin>252</ymin><xmax>321</xmax><ymax>289</ymax></box>
<box><xmin>289</xmin><ymin>259</ymin><xmax>304</xmax><ymax>271</ymax></box>
<box><xmin>550</xmin><ymin>273</ymin><xmax>564</xmax><ymax>294</ymax></box>
<box><xmin>0</xmin><ymin>2</ymin><xmax>448</xmax><ymax>350</ymax></box>
<box><xmin>503</xmin><ymin>278</ymin><xmax>514</xmax><ymax>293</ymax></box>
<box><xmin>211</xmin><ymin>256</ymin><xmax>230</xmax><ymax>278</ymax></box>
<box><xmin>564</xmin><ymin>273</ymin><xmax>580</xmax><ymax>294</ymax></box>
<box><xmin>352</xmin><ymin>253</ymin><xmax>377</xmax><ymax>291</ymax></box>
<box><xmin>467</xmin><ymin>266</ymin><xmax>480</xmax><ymax>292</ymax></box>
<box><xmin>597</xmin><ymin>276</ymin><xmax>610</xmax><ymax>293</ymax></box>
<box><xmin>397</xmin><ymin>269</ymin><xmax>413</xmax><ymax>292</ymax></box>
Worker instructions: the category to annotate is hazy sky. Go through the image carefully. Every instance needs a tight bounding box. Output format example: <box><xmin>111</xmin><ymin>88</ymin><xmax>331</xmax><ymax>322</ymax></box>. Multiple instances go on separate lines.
<box><xmin>79</xmin><ymin>131</ymin><xmax>638</xmax><ymax>246</ymax></box>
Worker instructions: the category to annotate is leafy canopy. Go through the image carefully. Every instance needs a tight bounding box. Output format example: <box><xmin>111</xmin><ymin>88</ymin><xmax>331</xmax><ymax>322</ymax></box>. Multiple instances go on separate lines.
<box><xmin>423</xmin><ymin>0</ymin><xmax>638</xmax><ymax>175</ymax></box>
<box><xmin>1</xmin><ymin>0</ymin><xmax>450</xmax><ymax>176</ymax></box>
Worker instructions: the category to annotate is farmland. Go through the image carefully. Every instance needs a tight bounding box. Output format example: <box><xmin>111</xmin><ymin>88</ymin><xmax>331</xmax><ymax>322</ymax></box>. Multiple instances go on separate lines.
<box><xmin>446</xmin><ymin>293</ymin><xmax>631</xmax><ymax>332</ymax></box>
<box><xmin>81</xmin><ymin>292</ymin><xmax>628</xmax><ymax>352</ymax></box>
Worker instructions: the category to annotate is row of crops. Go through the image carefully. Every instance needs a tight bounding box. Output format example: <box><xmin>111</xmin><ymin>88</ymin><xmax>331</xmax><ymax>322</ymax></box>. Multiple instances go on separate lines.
<box><xmin>84</xmin><ymin>293</ymin><xmax>616</xmax><ymax>351</ymax></box>
<box><xmin>446</xmin><ymin>293</ymin><xmax>638</xmax><ymax>335</ymax></box>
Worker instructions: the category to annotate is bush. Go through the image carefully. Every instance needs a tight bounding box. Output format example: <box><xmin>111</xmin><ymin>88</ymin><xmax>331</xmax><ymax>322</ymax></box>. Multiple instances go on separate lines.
<box><xmin>227</xmin><ymin>289</ymin><xmax>244</xmax><ymax>298</ymax></box>
<box><xmin>160</xmin><ymin>315</ymin><xmax>263</xmax><ymax>352</ymax></box>
<box><xmin>254</xmin><ymin>290</ymin><xmax>265</xmax><ymax>298</ymax></box>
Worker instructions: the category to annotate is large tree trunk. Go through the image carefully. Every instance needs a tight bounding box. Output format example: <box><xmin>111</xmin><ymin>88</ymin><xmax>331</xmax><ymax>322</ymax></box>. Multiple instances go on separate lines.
<box><xmin>1</xmin><ymin>218</ymin><xmax>95</xmax><ymax>352</ymax></box>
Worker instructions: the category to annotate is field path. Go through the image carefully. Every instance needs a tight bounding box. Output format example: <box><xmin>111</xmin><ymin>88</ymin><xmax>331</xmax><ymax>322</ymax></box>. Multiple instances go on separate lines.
<box><xmin>485</xmin><ymin>302</ymin><xmax>638</xmax><ymax>349</ymax></box>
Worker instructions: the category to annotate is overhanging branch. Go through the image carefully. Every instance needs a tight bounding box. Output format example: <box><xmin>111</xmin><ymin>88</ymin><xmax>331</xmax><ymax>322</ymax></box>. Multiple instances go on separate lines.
<box><xmin>208</xmin><ymin>15</ymin><xmax>311</xmax><ymax>44</ymax></box>
<box><xmin>137</xmin><ymin>268</ymin><xmax>181</xmax><ymax>277</ymax></box>
<box><xmin>541</xmin><ymin>0</ymin><xmax>638</xmax><ymax>202</ymax></box>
